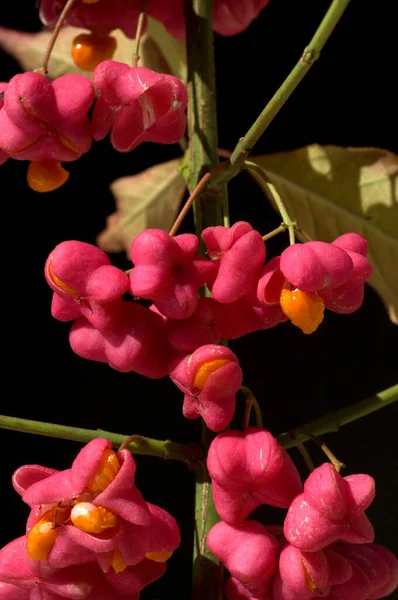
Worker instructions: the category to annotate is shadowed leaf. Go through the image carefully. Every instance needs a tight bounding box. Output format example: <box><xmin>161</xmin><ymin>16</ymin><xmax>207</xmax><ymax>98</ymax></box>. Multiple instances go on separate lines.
<box><xmin>147</xmin><ymin>17</ymin><xmax>187</xmax><ymax>82</ymax></box>
<box><xmin>97</xmin><ymin>159</ymin><xmax>186</xmax><ymax>256</ymax></box>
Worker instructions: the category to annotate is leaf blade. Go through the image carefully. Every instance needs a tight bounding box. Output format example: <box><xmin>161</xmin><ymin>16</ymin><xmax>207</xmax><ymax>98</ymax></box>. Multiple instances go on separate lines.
<box><xmin>97</xmin><ymin>159</ymin><xmax>186</xmax><ymax>256</ymax></box>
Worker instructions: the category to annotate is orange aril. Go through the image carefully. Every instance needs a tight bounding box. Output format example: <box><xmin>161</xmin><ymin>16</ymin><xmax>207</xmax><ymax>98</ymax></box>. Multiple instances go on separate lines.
<box><xmin>72</xmin><ymin>33</ymin><xmax>117</xmax><ymax>72</ymax></box>
<box><xmin>27</xmin><ymin>161</ymin><xmax>69</xmax><ymax>192</ymax></box>
<box><xmin>87</xmin><ymin>448</ymin><xmax>120</xmax><ymax>495</ymax></box>
<box><xmin>193</xmin><ymin>359</ymin><xmax>230</xmax><ymax>390</ymax></box>
<box><xmin>26</xmin><ymin>506</ymin><xmax>71</xmax><ymax>560</ymax></box>
<box><xmin>48</xmin><ymin>262</ymin><xmax>80</xmax><ymax>297</ymax></box>
<box><xmin>145</xmin><ymin>551</ymin><xmax>173</xmax><ymax>563</ymax></box>
<box><xmin>110</xmin><ymin>548</ymin><xmax>127</xmax><ymax>573</ymax></box>
<box><xmin>70</xmin><ymin>502</ymin><xmax>118</xmax><ymax>534</ymax></box>
<box><xmin>280</xmin><ymin>288</ymin><xmax>325</xmax><ymax>334</ymax></box>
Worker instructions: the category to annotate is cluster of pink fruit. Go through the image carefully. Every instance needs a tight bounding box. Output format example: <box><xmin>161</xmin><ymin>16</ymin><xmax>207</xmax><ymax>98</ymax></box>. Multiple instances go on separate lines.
<box><xmin>0</xmin><ymin>438</ymin><xmax>181</xmax><ymax>599</ymax></box>
<box><xmin>44</xmin><ymin>223</ymin><xmax>372</xmax><ymax>432</ymax></box>
<box><xmin>0</xmin><ymin>61</ymin><xmax>187</xmax><ymax>191</ymax></box>
<box><xmin>0</xmin><ymin>0</ymin><xmax>273</xmax><ymax>192</ymax></box>
<box><xmin>1</xmin><ymin>431</ymin><xmax>397</xmax><ymax>600</ymax></box>
<box><xmin>206</xmin><ymin>427</ymin><xmax>398</xmax><ymax>599</ymax></box>
<box><xmin>39</xmin><ymin>0</ymin><xmax>271</xmax><ymax>40</ymax></box>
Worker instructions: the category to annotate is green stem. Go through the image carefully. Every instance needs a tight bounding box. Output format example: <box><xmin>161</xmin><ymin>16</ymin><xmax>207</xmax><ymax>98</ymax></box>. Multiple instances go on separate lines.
<box><xmin>192</xmin><ymin>424</ymin><xmax>224</xmax><ymax>600</ymax></box>
<box><xmin>184</xmin><ymin>0</ymin><xmax>229</xmax><ymax>237</ymax></box>
<box><xmin>184</xmin><ymin>0</ymin><xmax>226</xmax><ymax>597</ymax></box>
<box><xmin>0</xmin><ymin>415</ymin><xmax>198</xmax><ymax>464</ymax></box>
<box><xmin>38</xmin><ymin>0</ymin><xmax>79</xmax><ymax>75</ymax></box>
<box><xmin>262</xmin><ymin>223</ymin><xmax>289</xmax><ymax>242</ymax></box>
<box><xmin>296</xmin><ymin>443</ymin><xmax>316</xmax><ymax>473</ymax></box>
<box><xmin>241</xmin><ymin>386</ymin><xmax>264</xmax><ymax>429</ymax></box>
<box><xmin>277</xmin><ymin>384</ymin><xmax>398</xmax><ymax>449</ymax></box>
<box><xmin>220</xmin><ymin>0</ymin><xmax>351</xmax><ymax>181</ymax></box>
<box><xmin>245</xmin><ymin>161</ymin><xmax>296</xmax><ymax>244</ymax></box>
<box><xmin>132</xmin><ymin>0</ymin><xmax>148</xmax><ymax>66</ymax></box>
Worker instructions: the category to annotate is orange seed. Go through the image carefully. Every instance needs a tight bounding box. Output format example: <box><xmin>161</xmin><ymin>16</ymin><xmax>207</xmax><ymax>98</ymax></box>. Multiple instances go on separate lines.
<box><xmin>145</xmin><ymin>551</ymin><xmax>173</xmax><ymax>563</ymax></box>
<box><xmin>48</xmin><ymin>262</ymin><xmax>80</xmax><ymax>297</ymax></box>
<box><xmin>72</xmin><ymin>33</ymin><xmax>117</xmax><ymax>72</ymax></box>
<box><xmin>280</xmin><ymin>288</ymin><xmax>325</xmax><ymax>334</ymax></box>
<box><xmin>193</xmin><ymin>359</ymin><xmax>230</xmax><ymax>390</ymax></box>
<box><xmin>87</xmin><ymin>448</ymin><xmax>120</xmax><ymax>495</ymax></box>
<box><xmin>26</xmin><ymin>506</ymin><xmax>70</xmax><ymax>560</ymax></box>
<box><xmin>301</xmin><ymin>559</ymin><xmax>318</xmax><ymax>593</ymax></box>
<box><xmin>110</xmin><ymin>548</ymin><xmax>127</xmax><ymax>573</ymax></box>
<box><xmin>71</xmin><ymin>502</ymin><xmax>118</xmax><ymax>534</ymax></box>
<box><xmin>27</xmin><ymin>161</ymin><xmax>69</xmax><ymax>193</ymax></box>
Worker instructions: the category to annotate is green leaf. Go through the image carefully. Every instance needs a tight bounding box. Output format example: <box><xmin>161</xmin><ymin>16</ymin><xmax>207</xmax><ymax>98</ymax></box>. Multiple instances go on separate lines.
<box><xmin>249</xmin><ymin>145</ymin><xmax>398</xmax><ymax>323</ymax></box>
<box><xmin>147</xmin><ymin>17</ymin><xmax>187</xmax><ymax>82</ymax></box>
<box><xmin>97</xmin><ymin>159</ymin><xmax>186</xmax><ymax>257</ymax></box>
<box><xmin>179</xmin><ymin>149</ymin><xmax>190</xmax><ymax>186</ymax></box>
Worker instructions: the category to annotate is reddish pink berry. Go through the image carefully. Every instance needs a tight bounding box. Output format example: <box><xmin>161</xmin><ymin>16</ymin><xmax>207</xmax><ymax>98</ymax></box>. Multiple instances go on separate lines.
<box><xmin>169</xmin><ymin>344</ymin><xmax>242</xmax><ymax>431</ymax></box>
<box><xmin>157</xmin><ymin>0</ymin><xmax>272</xmax><ymax>39</ymax></box>
<box><xmin>129</xmin><ymin>229</ymin><xmax>215</xmax><ymax>320</ymax></box>
<box><xmin>0</xmin><ymin>83</ymin><xmax>9</xmax><ymax>166</ymax></box>
<box><xmin>224</xmin><ymin>577</ymin><xmax>272</xmax><ymax>600</ymax></box>
<box><xmin>319</xmin><ymin>233</ymin><xmax>372</xmax><ymax>314</ymax></box>
<box><xmin>367</xmin><ymin>544</ymin><xmax>398</xmax><ymax>598</ymax></box>
<box><xmin>16</xmin><ymin>439</ymin><xmax>150</xmax><ymax>567</ymax></box>
<box><xmin>0</xmin><ymin>72</ymin><xmax>94</xmax><ymax>162</ymax></box>
<box><xmin>207</xmin><ymin>428</ymin><xmax>302</xmax><ymax>523</ymax></box>
<box><xmin>0</xmin><ymin>536</ymin><xmax>171</xmax><ymax>599</ymax></box>
<box><xmin>267</xmin><ymin>235</ymin><xmax>372</xmax><ymax>331</ymax></box>
<box><xmin>12</xmin><ymin>439</ymin><xmax>180</xmax><ymax>571</ymax></box>
<box><xmin>280</xmin><ymin>241</ymin><xmax>354</xmax><ymax>293</ymax></box>
<box><xmin>92</xmin><ymin>61</ymin><xmax>187</xmax><ymax>152</ymax></box>
<box><xmin>166</xmin><ymin>297</ymin><xmax>223</xmax><ymax>352</ymax></box>
<box><xmin>70</xmin><ymin>301</ymin><xmax>174</xmax><ymax>377</ymax></box>
<box><xmin>39</xmin><ymin>0</ymin><xmax>142</xmax><ymax>38</ymax></box>
<box><xmin>45</xmin><ymin>240</ymin><xmax>129</xmax><ymax>331</ymax></box>
<box><xmin>329</xmin><ymin>544</ymin><xmax>398</xmax><ymax>600</ymax></box>
<box><xmin>101</xmin><ymin>557</ymin><xmax>167</xmax><ymax>598</ymax></box>
<box><xmin>0</xmin><ymin>537</ymin><xmax>99</xmax><ymax>598</ymax></box>
<box><xmin>213</xmin><ymin>0</ymin><xmax>271</xmax><ymax>36</ymax></box>
<box><xmin>0</xmin><ymin>149</ymin><xmax>8</xmax><ymax>166</ymax></box>
<box><xmin>332</xmin><ymin>232</ymin><xmax>369</xmax><ymax>256</ymax></box>
<box><xmin>257</xmin><ymin>257</ymin><xmax>287</xmax><ymax>306</ymax></box>
<box><xmin>276</xmin><ymin>543</ymin><xmax>353</xmax><ymax>599</ymax></box>
<box><xmin>0</xmin><ymin>582</ymin><xmax>29</xmax><ymax>599</ymax></box>
<box><xmin>202</xmin><ymin>221</ymin><xmax>265</xmax><ymax>303</ymax></box>
<box><xmin>207</xmin><ymin>520</ymin><xmax>278</xmax><ymax>597</ymax></box>
<box><xmin>39</xmin><ymin>0</ymin><xmax>271</xmax><ymax>41</ymax></box>
<box><xmin>219</xmin><ymin>288</ymin><xmax>287</xmax><ymax>339</ymax></box>
<box><xmin>284</xmin><ymin>463</ymin><xmax>375</xmax><ymax>551</ymax></box>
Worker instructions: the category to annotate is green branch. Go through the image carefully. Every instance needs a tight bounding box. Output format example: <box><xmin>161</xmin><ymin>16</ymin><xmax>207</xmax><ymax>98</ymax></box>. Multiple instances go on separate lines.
<box><xmin>184</xmin><ymin>0</ymin><xmax>226</xmax><ymax>597</ymax></box>
<box><xmin>277</xmin><ymin>384</ymin><xmax>398</xmax><ymax>449</ymax></box>
<box><xmin>0</xmin><ymin>415</ymin><xmax>198</xmax><ymax>464</ymax></box>
<box><xmin>184</xmin><ymin>0</ymin><xmax>229</xmax><ymax>237</ymax></box>
<box><xmin>244</xmin><ymin>160</ymin><xmax>296</xmax><ymax>244</ymax></box>
<box><xmin>220</xmin><ymin>0</ymin><xmax>351</xmax><ymax>181</ymax></box>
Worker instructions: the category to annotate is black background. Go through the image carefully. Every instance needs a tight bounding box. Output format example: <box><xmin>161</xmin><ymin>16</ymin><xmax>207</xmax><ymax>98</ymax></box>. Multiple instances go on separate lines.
<box><xmin>0</xmin><ymin>1</ymin><xmax>397</xmax><ymax>598</ymax></box>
